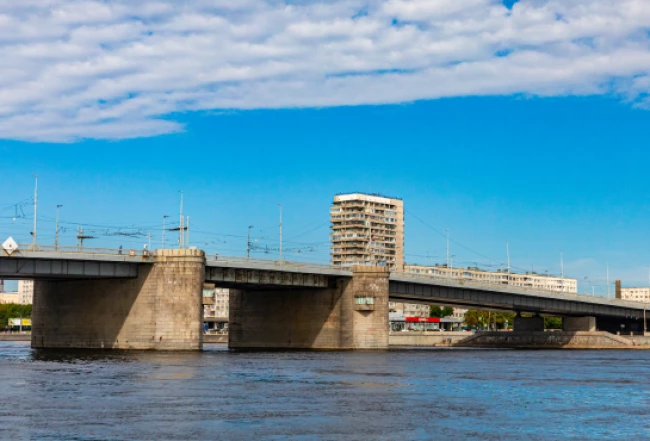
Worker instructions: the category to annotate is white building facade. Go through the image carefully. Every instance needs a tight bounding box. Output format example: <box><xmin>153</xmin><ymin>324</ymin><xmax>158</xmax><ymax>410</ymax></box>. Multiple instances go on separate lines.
<box><xmin>405</xmin><ymin>265</ymin><xmax>578</xmax><ymax>293</ymax></box>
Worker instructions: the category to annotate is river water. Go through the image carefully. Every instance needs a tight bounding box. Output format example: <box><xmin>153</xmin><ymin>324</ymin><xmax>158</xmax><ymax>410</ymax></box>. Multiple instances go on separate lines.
<box><xmin>0</xmin><ymin>342</ymin><xmax>648</xmax><ymax>440</ymax></box>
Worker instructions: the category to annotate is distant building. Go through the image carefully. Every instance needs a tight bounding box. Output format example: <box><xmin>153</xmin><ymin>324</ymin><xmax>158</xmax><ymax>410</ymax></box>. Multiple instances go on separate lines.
<box><xmin>18</xmin><ymin>280</ymin><xmax>34</xmax><ymax>304</ymax></box>
<box><xmin>405</xmin><ymin>264</ymin><xmax>578</xmax><ymax>293</ymax></box>
<box><xmin>389</xmin><ymin>302</ymin><xmax>430</xmax><ymax>319</ymax></box>
<box><xmin>203</xmin><ymin>285</ymin><xmax>229</xmax><ymax>332</ymax></box>
<box><xmin>0</xmin><ymin>292</ymin><xmax>19</xmax><ymax>304</ymax></box>
<box><xmin>330</xmin><ymin>193</ymin><xmax>404</xmax><ymax>271</ymax></box>
<box><xmin>619</xmin><ymin>287</ymin><xmax>650</xmax><ymax>303</ymax></box>
<box><xmin>0</xmin><ymin>280</ymin><xmax>4</xmax><ymax>293</ymax></box>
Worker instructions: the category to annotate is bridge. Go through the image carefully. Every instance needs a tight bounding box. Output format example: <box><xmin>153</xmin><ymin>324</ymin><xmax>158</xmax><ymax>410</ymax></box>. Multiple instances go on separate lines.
<box><xmin>1</xmin><ymin>245</ymin><xmax>647</xmax><ymax>350</ymax></box>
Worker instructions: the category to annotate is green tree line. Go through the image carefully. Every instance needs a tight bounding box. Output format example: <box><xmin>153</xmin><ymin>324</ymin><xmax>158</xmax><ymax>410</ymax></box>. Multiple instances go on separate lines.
<box><xmin>0</xmin><ymin>304</ymin><xmax>32</xmax><ymax>328</ymax></box>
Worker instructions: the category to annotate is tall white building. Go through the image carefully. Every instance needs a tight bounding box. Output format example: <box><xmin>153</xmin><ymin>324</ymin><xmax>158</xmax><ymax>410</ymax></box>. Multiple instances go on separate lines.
<box><xmin>18</xmin><ymin>280</ymin><xmax>34</xmax><ymax>305</ymax></box>
<box><xmin>330</xmin><ymin>193</ymin><xmax>404</xmax><ymax>271</ymax></box>
<box><xmin>203</xmin><ymin>285</ymin><xmax>230</xmax><ymax>332</ymax></box>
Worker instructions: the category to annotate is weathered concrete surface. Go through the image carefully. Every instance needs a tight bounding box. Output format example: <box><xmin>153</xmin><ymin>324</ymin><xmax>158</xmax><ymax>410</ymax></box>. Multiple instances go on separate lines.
<box><xmin>32</xmin><ymin>249</ymin><xmax>205</xmax><ymax>350</ymax></box>
<box><xmin>456</xmin><ymin>331</ymin><xmax>635</xmax><ymax>349</ymax></box>
<box><xmin>563</xmin><ymin>316</ymin><xmax>596</xmax><ymax>332</ymax></box>
<box><xmin>389</xmin><ymin>332</ymin><xmax>471</xmax><ymax>347</ymax></box>
<box><xmin>204</xmin><ymin>334</ymin><xmax>228</xmax><ymax>344</ymax></box>
<box><xmin>514</xmin><ymin>315</ymin><xmax>544</xmax><ymax>332</ymax></box>
<box><xmin>340</xmin><ymin>266</ymin><xmax>389</xmax><ymax>350</ymax></box>
<box><xmin>229</xmin><ymin>266</ymin><xmax>389</xmax><ymax>350</ymax></box>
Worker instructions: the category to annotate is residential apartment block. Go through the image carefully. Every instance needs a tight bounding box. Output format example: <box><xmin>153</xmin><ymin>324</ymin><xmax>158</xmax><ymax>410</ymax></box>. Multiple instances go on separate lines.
<box><xmin>330</xmin><ymin>193</ymin><xmax>404</xmax><ymax>271</ymax></box>
<box><xmin>18</xmin><ymin>280</ymin><xmax>34</xmax><ymax>304</ymax></box>
<box><xmin>405</xmin><ymin>264</ymin><xmax>578</xmax><ymax>293</ymax></box>
<box><xmin>619</xmin><ymin>287</ymin><xmax>650</xmax><ymax>303</ymax></box>
<box><xmin>203</xmin><ymin>285</ymin><xmax>230</xmax><ymax>332</ymax></box>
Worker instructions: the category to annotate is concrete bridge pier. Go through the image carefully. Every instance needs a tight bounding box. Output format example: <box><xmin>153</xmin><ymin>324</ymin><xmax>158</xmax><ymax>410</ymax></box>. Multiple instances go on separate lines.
<box><xmin>229</xmin><ymin>266</ymin><xmax>389</xmax><ymax>350</ymax></box>
<box><xmin>32</xmin><ymin>249</ymin><xmax>205</xmax><ymax>350</ymax></box>
<box><xmin>563</xmin><ymin>316</ymin><xmax>596</xmax><ymax>332</ymax></box>
<box><xmin>513</xmin><ymin>312</ymin><xmax>544</xmax><ymax>332</ymax></box>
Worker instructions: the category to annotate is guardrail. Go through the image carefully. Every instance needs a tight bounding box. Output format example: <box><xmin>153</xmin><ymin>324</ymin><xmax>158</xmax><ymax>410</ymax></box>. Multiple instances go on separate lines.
<box><xmin>16</xmin><ymin>244</ymin><xmax>153</xmax><ymax>258</ymax></box>
<box><xmin>206</xmin><ymin>255</ymin><xmax>347</xmax><ymax>273</ymax></box>
<box><xmin>391</xmin><ymin>271</ymin><xmax>649</xmax><ymax>307</ymax></box>
<box><xmin>13</xmin><ymin>244</ymin><xmax>344</xmax><ymax>271</ymax></box>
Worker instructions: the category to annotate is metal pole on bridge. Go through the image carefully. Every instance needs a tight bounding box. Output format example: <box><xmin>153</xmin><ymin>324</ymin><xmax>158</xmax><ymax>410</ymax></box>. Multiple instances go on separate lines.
<box><xmin>162</xmin><ymin>215</ymin><xmax>169</xmax><ymax>249</ymax></box>
<box><xmin>55</xmin><ymin>204</ymin><xmax>62</xmax><ymax>251</ymax></box>
<box><xmin>31</xmin><ymin>175</ymin><xmax>38</xmax><ymax>250</ymax></box>
<box><xmin>278</xmin><ymin>204</ymin><xmax>283</xmax><ymax>262</ymax></box>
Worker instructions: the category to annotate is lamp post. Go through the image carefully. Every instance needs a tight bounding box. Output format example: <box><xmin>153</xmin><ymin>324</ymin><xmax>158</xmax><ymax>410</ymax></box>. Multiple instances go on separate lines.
<box><xmin>55</xmin><ymin>204</ymin><xmax>63</xmax><ymax>250</ymax></box>
<box><xmin>247</xmin><ymin>225</ymin><xmax>254</xmax><ymax>260</ymax></box>
<box><xmin>162</xmin><ymin>215</ymin><xmax>169</xmax><ymax>249</ymax></box>
<box><xmin>31</xmin><ymin>175</ymin><xmax>38</xmax><ymax>250</ymax></box>
<box><xmin>278</xmin><ymin>204</ymin><xmax>283</xmax><ymax>262</ymax></box>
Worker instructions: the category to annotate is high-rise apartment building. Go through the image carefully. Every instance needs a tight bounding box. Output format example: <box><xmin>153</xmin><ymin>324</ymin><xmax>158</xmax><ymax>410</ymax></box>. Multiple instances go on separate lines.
<box><xmin>330</xmin><ymin>193</ymin><xmax>404</xmax><ymax>271</ymax></box>
<box><xmin>18</xmin><ymin>280</ymin><xmax>34</xmax><ymax>304</ymax></box>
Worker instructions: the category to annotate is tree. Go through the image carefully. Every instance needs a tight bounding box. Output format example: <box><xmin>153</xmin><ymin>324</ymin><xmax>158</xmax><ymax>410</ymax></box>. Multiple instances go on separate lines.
<box><xmin>0</xmin><ymin>304</ymin><xmax>32</xmax><ymax>328</ymax></box>
<box><xmin>430</xmin><ymin>306</ymin><xmax>454</xmax><ymax>318</ymax></box>
<box><xmin>464</xmin><ymin>310</ymin><xmax>515</xmax><ymax>330</ymax></box>
<box><xmin>544</xmin><ymin>317</ymin><xmax>562</xmax><ymax>330</ymax></box>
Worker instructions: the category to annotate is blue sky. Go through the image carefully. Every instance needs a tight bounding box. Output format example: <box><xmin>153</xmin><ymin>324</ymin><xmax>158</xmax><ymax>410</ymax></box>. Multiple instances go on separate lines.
<box><xmin>3</xmin><ymin>95</ymin><xmax>650</xmax><ymax>295</ymax></box>
<box><xmin>2</xmin><ymin>0</ymin><xmax>650</xmax><ymax>294</ymax></box>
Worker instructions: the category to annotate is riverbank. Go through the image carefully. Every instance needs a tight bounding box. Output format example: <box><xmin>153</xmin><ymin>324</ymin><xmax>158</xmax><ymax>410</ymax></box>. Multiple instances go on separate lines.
<box><xmin>0</xmin><ymin>334</ymin><xmax>30</xmax><ymax>342</ymax></box>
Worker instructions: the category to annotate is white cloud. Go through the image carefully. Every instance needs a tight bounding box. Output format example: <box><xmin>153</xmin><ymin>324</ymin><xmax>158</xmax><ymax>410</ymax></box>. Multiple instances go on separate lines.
<box><xmin>0</xmin><ymin>0</ymin><xmax>650</xmax><ymax>142</ymax></box>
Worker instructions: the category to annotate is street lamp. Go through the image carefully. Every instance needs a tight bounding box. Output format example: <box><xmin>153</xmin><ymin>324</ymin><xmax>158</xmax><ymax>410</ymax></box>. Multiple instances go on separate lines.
<box><xmin>162</xmin><ymin>215</ymin><xmax>170</xmax><ymax>249</ymax></box>
<box><xmin>55</xmin><ymin>204</ymin><xmax>63</xmax><ymax>250</ymax></box>
<box><xmin>247</xmin><ymin>225</ymin><xmax>254</xmax><ymax>260</ymax></box>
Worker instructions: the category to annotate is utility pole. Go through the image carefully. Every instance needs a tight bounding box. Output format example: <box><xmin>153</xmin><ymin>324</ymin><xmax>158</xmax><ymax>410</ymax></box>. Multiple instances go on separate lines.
<box><xmin>162</xmin><ymin>215</ymin><xmax>169</xmax><ymax>249</ymax></box>
<box><xmin>178</xmin><ymin>191</ymin><xmax>184</xmax><ymax>249</ymax></box>
<box><xmin>278</xmin><ymin>204</ymin><xmax>283</xmax><ymax>262</ymax></box>
<box><xmin>247</xmin><ymin>225</ymin><xmax>254</xmax><ymax>260</ymax></box>
<box><xmin>147</xmin><ymin>233</ymin><xmax>151</xmax><ymax>250</ymax></box>
<box><xmin>32</xmin><ymin>175</ymin><xmax>38</xmax><ymax>250</ymax></box>
<box><xmin>186</xmin><ymin>216</ymin><xmax>190</xmax><ymax>248</ymax></box>
<box><xmin>446</xmin><ymin>228</ymin><xmax>450</xmax><ymax>268</ymax></box>
<box><xmin>606</xmin><ymin>262</ymin><xmax>610</xmax><ymax>298</ymax></box>
<box><xmin>560</xmin><ymin>250</ymin><xmax>564</xmax><ymax>279</ymax></box>
<box><xmin>506</xmin><ymin>240</ymin><xmax>510</xmax><ymax>285</ymax></box>
<box><xmin>55</xmin><ymin>204</ymin><xmax>63</xmax><ymax>251</ymax></box>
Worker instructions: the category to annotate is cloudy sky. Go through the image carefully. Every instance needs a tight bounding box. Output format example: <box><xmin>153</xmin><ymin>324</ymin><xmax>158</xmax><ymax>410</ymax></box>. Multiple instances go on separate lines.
<box><xmin>3</xmin><ymin>1</ymin><xmax>650</xmax><ymax>294</ymax></box>
<box><xmin>2</xmin><ymin>0</ymin><xmax>650</xmax><ymax>142</ymax></box>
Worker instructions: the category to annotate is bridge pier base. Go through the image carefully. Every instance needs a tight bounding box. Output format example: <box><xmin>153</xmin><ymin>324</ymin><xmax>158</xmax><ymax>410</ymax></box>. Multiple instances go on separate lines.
<box><xmin>32</xmin><ymin>249</ymin><xmax>205</xmax><ymax>350</ymax></box>
<box><xmin>229</xmin><ymin>266</ymin><xmax>389</xmax><ymax>350</ymax></box>
<box><xmin>513</xmin><ymin>313</ymin><xmax>544</xmax><ymax>332</ymax></box>
<box><xmin>563</xmin><ymin>316</ymin><xmax>596</xmax><ymax>332</ymax></box>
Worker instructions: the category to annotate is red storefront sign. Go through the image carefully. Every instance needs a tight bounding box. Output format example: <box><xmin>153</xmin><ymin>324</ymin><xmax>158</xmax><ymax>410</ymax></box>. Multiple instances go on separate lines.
<box><xmin>405</xmin><ymin>317</ymin><xmax>440</xmax><ymax>323</ymax></box>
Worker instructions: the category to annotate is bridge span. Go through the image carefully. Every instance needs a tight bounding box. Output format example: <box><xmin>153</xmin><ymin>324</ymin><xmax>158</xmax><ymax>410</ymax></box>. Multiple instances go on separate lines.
<box><xmin>1</xmin><ymin>246</ymin><xmax>647</xmax><ymax>350</ymax></box>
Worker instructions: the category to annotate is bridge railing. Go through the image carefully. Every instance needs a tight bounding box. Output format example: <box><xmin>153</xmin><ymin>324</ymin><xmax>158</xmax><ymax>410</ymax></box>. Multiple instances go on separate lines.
<box><xmin>14</xmin><ymin>245</ymin><xmax>344</xmax><ymax>271</ymax></box>
<box><xmin>206</xmin><ymin>254</ymin><xmax>346</xmax><ymax>272</ymax></box>
<box><xmin>17</xmin><ymin>244</ymin><xmax>152</xmax><ymax>257</ymax></box>
<box><xmin>391</xmin><ymin>271</ymin><xmax>625</xmax><ymax>304</ymax></box>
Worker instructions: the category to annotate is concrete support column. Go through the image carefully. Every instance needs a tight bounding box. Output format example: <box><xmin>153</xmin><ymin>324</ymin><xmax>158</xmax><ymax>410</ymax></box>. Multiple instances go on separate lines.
<box><xmin>562</xmin><ymin>316</ymin><xmax>596</xmax><ymax>332</ymax></box>
<box><xmin>340</xmin><ymin>266</ymin><xmax>389</xmax><ymax>350</ymax></box>
<box><xmin>229</xmin><ymin>265</ymin><xmax>389</xmax><ymax>350</ymax></box>
<box><xmin>513</xmin><ymin>313</ymin><xmax>545</xmax><ymax>332</ymax></box>
<box><xmin>32</xmin><ymin>249</ymin><xmax>205</xmax><ymax>350</ymax></box>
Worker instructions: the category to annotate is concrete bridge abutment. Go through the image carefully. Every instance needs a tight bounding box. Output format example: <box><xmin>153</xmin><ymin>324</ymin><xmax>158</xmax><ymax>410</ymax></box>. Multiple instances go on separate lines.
<box><xmin>32</xmin><ymin>249</ymin><xmax>205</xmax><ymax>350</ymax></box>
<box><xmin>228</xmin><ymin>266</ymin><xmax>389</xmax><ymax>350</ymax></box>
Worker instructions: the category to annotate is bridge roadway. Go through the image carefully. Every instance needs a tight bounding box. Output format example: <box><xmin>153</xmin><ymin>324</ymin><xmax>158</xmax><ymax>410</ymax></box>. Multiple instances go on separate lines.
<box><xmin>0</xmin><ymin>247</ymin><xmax>646</xmax><ymax>320</ymax></box>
